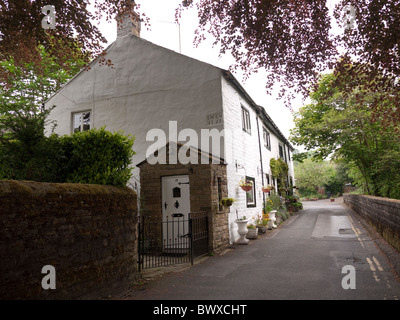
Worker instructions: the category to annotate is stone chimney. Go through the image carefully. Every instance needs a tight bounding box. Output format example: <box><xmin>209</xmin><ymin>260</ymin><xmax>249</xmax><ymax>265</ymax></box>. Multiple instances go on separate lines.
<box><xmin>116</xmin><ymin>1</ymin><xmax>141</xmax><ymax>38</ymax></box>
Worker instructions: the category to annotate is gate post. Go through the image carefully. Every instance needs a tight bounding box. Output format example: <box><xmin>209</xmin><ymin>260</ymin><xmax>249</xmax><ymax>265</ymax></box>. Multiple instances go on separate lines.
<box><xmin>189</xmin><ymin>214</ymin><xmax>194</xmax><ymax>266</ymax></box>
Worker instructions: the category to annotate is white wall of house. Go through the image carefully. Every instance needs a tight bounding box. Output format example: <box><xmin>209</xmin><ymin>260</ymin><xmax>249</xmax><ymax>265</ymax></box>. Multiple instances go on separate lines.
<box><xmin>46</xmin><ymin>34</ymin><xmax>224</xmax><ymax>191</ymax></box>
<box><xmin>221</xmin><ymin>77</ymin><xmax>295</xmax><ymax>243</ymax></box>
<box><xmin>46</xmin><ymin>31</ymin><xmax>295</xmax><ymax>245</ymax></box>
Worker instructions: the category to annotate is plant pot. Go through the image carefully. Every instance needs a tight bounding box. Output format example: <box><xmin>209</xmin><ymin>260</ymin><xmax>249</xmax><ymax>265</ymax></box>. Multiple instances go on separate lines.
<box><xmin>330</xmin><ymin>198</ymin><xmax>335</xmax><ymax>202</ymax></box>
<box><xmin>235</xmin><ymin>220</ymin><xmax>249</xmax><ymax>244</ymax></box>
<box><xmin>268</xmin><ymin>210</ymin><xmax>277</xmax><ymax>229</ymax></box>
<box><xmin>256</xmin><ymin>225</ymin><xmax>267</xmax><ymax>234</ymax></box>
<box><xmin>240</xmin><ymin>185</ymin><xmax>252</xmax><ymax>192</ymax></box>
<box><xmin>246</xmin><ymin>228</ymin><xmax>258</xmax><ymax>239</ymax></box>
<box><xmin>262</xmin><ymin>187</ymin><xmax>272</xmax><ymax>193</ymax></box>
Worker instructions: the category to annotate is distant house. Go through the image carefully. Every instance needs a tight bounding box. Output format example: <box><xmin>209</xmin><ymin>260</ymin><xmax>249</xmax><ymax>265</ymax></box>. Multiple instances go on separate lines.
<box><xmin>46</xmin><ymin>10</ymin><xmax>295</xmax><ymax>252</ymax></box>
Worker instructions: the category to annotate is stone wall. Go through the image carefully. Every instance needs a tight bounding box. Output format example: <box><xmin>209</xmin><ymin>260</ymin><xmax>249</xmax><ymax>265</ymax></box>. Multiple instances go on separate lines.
<box><xmin>0</xmin><ymin>180</ymin><xmax>138</xmax><ymax>300</ymax></box>
<box><xmin>343</xmin><ymin>194</ymin><xmax>400</xmax><ymax>252</ymax></box>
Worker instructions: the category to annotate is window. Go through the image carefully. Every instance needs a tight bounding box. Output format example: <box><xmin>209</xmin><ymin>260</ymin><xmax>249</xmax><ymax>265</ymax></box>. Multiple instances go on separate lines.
<box><xmin>245</xmin><ymin>176</ymin><xmax>256</xmax><ymax>207</ymax></box>
<box><xmin>72</xmin><ymin>111</ymin><xmax>91</xmax><ymax>133</ymax></box>
<box><xmin>263</xmin><ymin>128</ymin><xmax>271</xmax><ymax>150</ymax></box>
<box><xmin>241</xmin><ymin>106</ymin><xmax>251</xmax><ymax>134</ymax></box>
<box><xmin>279</xmin><ymin>143</ymin><xmax>286</xmax><ymax>161</ymax></box>
<box><xmin>265</xmin><ymin>174</ymin><xmax>270</xmax><ymax>186</ymax></box>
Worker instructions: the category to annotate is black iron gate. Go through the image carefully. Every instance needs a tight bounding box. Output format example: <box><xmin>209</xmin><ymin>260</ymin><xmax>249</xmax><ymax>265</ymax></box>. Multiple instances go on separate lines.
<box><xmin>138</xmin><ymin>212</ymin><xmax>209</xmax><ymax>272</ymax></box>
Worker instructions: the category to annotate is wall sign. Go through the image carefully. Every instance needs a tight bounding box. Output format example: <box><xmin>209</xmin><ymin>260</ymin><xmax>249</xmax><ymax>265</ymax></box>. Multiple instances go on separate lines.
<box><xmin>207</xmin><ymin>112</ymin><xmax>223</xmax><ymax>126</ymax></box>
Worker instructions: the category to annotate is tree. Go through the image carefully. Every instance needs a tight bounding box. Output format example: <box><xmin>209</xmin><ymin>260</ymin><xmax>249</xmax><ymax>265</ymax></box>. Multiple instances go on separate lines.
<box><xmin>178</xmin><ymin>0</ymin><xmax>336</xmax><ymax>105</ymax></box>
<box><xmin>0</xmin><ymin>0</ymin><xmax>149</xmax><ymax>86</ymax></box>
<box><xmin>294</xmin><ymin>158</ymin><xmax>333</xmax><ymax>194</ymax></box>
<box><xmin>178</xmin><ymin>0</ymin><xmax>400</xmax><ymax>129</ymax></box>
<box><xmin>0</xmin><ymin>44</ymin><xmax>87</xmax><ymax>181</ymax></box>
<box><xmin>290</xmin><ymin>72</ymin><xmax>400</xmax><ymax>199</ymax></box>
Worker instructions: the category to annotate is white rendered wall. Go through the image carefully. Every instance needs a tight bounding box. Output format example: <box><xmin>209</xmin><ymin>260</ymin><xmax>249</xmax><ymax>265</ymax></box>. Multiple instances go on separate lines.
<box><xmin>46</xmin><ymin>35</ymin><xmax>224</xmax><ymax>192</ymax></box>
<box><xmin>221</xmin><ymin>77</ymin><xmax>295</xmax><ymax>243</ymax></box>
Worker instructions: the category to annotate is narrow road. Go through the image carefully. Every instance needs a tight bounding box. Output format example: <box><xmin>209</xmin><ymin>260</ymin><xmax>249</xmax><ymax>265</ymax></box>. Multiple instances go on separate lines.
<box><xmin>126</xmin><ymin>198</ymin><xmax>400</xmax><ymax>300</ymax></box>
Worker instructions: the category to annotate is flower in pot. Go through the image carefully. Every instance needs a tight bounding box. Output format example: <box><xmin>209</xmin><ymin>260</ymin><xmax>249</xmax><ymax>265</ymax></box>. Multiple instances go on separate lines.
<box><xmin>246</xmin><ymin>223</ymin><xmax>258</xmax><ymax>239</ymax></box>
<box><xmin>330</xmin><ymin>196</ymin><xmax>335</xmax><ymax>202</ymax></box>
<box><xmin>239</xmin><ymin>178</ymin><xmax>253</xmax><ymax>192</ymax></box>
<box><xmin>220</xmin><ymin>197</ymin><xmax>235</xmax><ymax>207</ymax></box>
<box><xmin>262</xmin><ymin>185</ymin><xmax>274</xmax><ymax>193</ymax></box>
<box><xmin>255</xmin><ymin>213</ymin><xmax>269</xmax><ymax>233</ymax></box>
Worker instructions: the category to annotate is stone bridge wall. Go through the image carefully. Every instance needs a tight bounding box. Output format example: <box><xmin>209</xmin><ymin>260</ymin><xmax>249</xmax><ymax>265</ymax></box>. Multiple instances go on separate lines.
<box><xmin>343</xmin><ymin>194</ymin><xmax>400</xmax><ymax>252</ymax></box>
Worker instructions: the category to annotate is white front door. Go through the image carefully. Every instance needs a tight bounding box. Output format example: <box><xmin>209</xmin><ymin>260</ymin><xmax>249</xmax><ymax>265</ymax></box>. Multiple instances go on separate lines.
<box><xmin>161</xmin><ymin>175</ymin><xmax>190</xmax><ymax>251</ymax></box>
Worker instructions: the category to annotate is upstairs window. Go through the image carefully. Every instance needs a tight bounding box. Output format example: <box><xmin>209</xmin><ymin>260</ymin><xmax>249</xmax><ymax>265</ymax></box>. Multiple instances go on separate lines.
<box><xmin>72</xmin><ymin>111</ymin><xmax>91</xmax><ymax>133</ymax></box>
<box><xmin>241</xmin><ymin>106</ymin><xmax>251</xmax><ymax>134</ymax></box>
<box><xmin>279</xmin><ymin>143</ymin><xmax>286</xmax><ymax>161</ymax></box>
<box><xmin>263</xmin><ymin>128</ymin><xmax>271</xmax><ymax>150</ymax></box>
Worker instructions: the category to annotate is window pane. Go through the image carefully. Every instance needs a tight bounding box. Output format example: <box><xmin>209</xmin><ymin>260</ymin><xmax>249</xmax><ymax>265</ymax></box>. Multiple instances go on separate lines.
<box><xmin>245</xmin><ymin>176</ymin><xmax>256</xmax><ymax>207</ymax></box>
<box><xmin>82</xmin><ymin>112</ymin><xmax>91</xmax><ymax>131</ymax></box>
<box><xmin>242</xmin><ymin>108</ymin><xmax>246</xmax><ymax>131</ymax></box>
<box><xmin>73</xmin><ymin>114</ymin><xmax>82</xmax><ymax>133</ymax></box>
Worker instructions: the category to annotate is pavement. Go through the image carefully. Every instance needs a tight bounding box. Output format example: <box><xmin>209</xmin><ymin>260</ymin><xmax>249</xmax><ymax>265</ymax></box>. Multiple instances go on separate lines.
<box><xmin>113</xmin><ymin>197</ymin><xmax>400</xmax><ymax>300</ymax></box>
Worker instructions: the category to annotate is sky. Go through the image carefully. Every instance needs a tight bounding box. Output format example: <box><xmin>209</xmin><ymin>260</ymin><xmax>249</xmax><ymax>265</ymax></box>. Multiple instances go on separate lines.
<box><xmin>90</xmin><ymin>0</ymin><xmax>343</xmax><ymax>149</ymax></box>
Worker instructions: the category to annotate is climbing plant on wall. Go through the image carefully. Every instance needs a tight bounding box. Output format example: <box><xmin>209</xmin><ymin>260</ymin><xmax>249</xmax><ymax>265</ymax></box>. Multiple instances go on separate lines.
<box><xmin>270</xmin><ymin>157</ymin><xmax>289</xmax><ymax>195</ymax></box>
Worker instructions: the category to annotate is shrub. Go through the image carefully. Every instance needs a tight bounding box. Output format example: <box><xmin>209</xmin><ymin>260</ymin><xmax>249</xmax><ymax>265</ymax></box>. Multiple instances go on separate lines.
<box><xmin>59</xmin><ymin>127</ymin><xmax>135</xmax><ymax>186</ymax></box>
<box><xmin>0</xmin><ymin>126</ymin><xmax>135</xmax><ymax>187</ymax></box>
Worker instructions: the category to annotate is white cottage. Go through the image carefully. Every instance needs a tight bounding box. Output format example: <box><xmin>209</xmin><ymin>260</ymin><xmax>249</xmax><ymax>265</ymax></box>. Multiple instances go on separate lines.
<box><xmin>46</xmin><ymin>11</ymin><xmax>295</xmax><ymax>250</ymax></box>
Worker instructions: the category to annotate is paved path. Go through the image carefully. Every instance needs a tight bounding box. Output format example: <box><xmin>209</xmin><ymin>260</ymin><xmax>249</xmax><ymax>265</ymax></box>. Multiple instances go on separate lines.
<box><xmin>122</xmin><ymin>198</ymin><xmax>400</xmax><ymax>300</ymax></box>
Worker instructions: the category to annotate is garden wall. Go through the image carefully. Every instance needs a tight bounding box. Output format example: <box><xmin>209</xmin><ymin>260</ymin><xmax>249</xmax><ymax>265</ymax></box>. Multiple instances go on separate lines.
<box><xmin>343</xmin><ymin>194</ymin><xmax>400</xmax><ymax>252</ymax></box>
<box><xmin>0</xmin><ymin>180</ymin><xmax>138</xmax><ymax>300</ymax></box>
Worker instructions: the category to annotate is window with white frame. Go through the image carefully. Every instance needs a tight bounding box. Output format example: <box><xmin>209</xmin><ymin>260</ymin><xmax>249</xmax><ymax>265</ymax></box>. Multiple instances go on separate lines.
<box><xmin>245</xmin><ymin>176</ymin><xmax>256</xmax><ymax>207</ymax></box>
<box><xmin>241</xmin><ymin>106</ymin><xmax>251</xmax><ymax>134</ymax></box>
<box><xmin>72</xmin><ymin>111</ymin><xmax>91</xmax><ymax>133</ymax></box>
<box><xmin>263</xmin><ymin>127</ymin><xmax>271</xmax><ymax>150</ymax></box>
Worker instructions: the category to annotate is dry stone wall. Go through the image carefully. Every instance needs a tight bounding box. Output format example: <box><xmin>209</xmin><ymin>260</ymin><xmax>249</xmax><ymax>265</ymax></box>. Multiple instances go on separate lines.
<box><xmin>0</xmin><ymin>180</ymin><xmax>138</xmax><ymax>300</ymax></box>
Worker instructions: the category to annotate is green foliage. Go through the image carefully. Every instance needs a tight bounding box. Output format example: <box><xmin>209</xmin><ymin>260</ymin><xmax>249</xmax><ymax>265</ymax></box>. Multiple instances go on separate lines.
<box><xmin>0</xmin><ymin>46</ymin><xmax>135</xmax><ymax>186</ymax></box>
<box><xmin>0</xmin><ymin>43</ymin><xmax>86</xmax><ymax>182</ymax></box>
<box><xmin>294</xmin><ymin>157</ymin><xmax>333</xmax><ymax>194</ymax></box>
<box><xmin>270</xmin><ymin>157</ymin><xmax>289</xmax><ymax>195</ymax></box>
<box><xmin>290</xmin><ymin>72</ymin><xmax>400</xmax><ymax>199</ymax></box>
<box><xmin>58</xmin><ymin>127</ymin><xmax>135</xmax><ymax>186</ymax></box>
<box><xmin>267</xmin><ymin>193</ymin><xmax>282</xmax><ymax>211</ymax></box>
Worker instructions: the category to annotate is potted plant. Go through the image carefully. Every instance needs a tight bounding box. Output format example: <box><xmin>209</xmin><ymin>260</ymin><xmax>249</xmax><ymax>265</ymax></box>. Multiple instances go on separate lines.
<box><xmin>220</xmin><ymin>197</ymin><xmax>235</xmax><ymax>207</ymax></box>
<box><xmin>261</xmin><ymin>185</ymin><xmax>274</xmax><ymax>193</ymax></box>
<box><xmin>235</xmin><ymin>215</ymin><xmax>249</xmax><ymax>244</ymax></box>
<box><xmin>330</xmin><ymin>196</ymin><xmax>335</xmax><ymax>202</ymax></box>
<box><xmin>239</xmin><ymin>178</ymin><xmax>253</xmax><ymax>192</ymax></box>
<box><xmin>246</xmin><ymin>224</ymin><xmax>258</xmax><ymax>239</ymax></box>
<box><xmin>255</xmin><ymin>213</ymin><xmax>269</xmax><ymax>233</ymax></box>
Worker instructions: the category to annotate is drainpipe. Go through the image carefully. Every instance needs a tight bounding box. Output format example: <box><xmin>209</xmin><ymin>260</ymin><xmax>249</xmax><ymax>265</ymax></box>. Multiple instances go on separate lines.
<box><xmin>256</xmin><ymin>108</ymin><xmax>265</xmax><ymax>208</ymax></box>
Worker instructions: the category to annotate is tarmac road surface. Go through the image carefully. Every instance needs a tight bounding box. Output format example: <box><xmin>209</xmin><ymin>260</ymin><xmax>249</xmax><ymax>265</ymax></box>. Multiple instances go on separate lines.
<box><xmin>121</xmin><ymin>197</ymin><xmax>400</xmax><ymax>300</ymax></box>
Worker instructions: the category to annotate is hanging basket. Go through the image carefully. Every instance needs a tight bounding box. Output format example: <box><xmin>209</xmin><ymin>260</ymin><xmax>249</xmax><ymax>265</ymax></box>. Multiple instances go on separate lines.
<box><xmin>240</xmin><ymin>185</ymin><xmax>252</xmax><ymax>192</ymax></box>
<box><xmin>262</xmin><ymin>187</ymin><xmax>272</xmax><ymax>193</ymax></box>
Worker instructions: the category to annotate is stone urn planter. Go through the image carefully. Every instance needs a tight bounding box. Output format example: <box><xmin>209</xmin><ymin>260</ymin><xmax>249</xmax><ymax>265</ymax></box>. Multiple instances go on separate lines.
<box><xmin>235</xmin><ymin>220</ymin><xmax>249</xmax><ymax>244</ymax></box>
<box><xmin>246</xmin><ymin>226</ymin><xmax>258</xmax><ymax>239</ymax></box>
<box><xmin>268</xmin><ymin>210</ymin><xmax>277</xmax><ymax>229</ymax></box>
<box><xmin>256</xmin><ymin>225</ymin><xmax>267</xmax><ymax>234</ymax></box>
